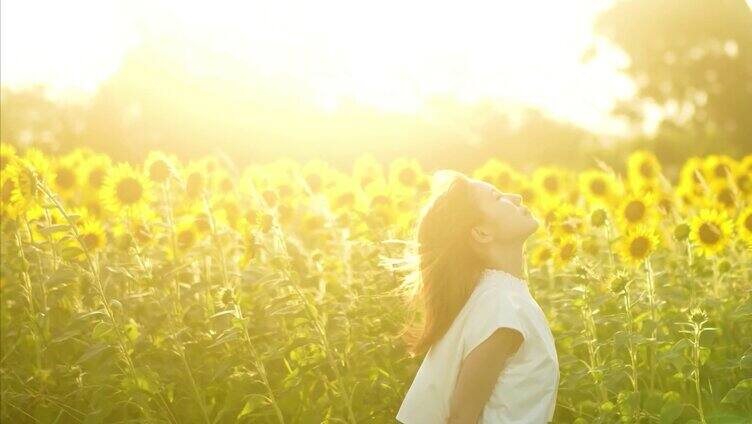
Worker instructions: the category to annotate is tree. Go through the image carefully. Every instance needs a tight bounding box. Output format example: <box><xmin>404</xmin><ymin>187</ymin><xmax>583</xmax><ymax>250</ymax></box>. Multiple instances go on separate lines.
<box><xmin>595</xmin><ymin>0</ymin><xmax>752</xmax><ymax>154</ymax></box>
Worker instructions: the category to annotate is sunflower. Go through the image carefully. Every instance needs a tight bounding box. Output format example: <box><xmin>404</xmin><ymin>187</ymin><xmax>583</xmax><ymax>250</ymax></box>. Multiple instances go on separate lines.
<box><xmin>239</xmin><ymin>230</ymin><xmax>259</xmax><ymax>268</ymax></box>
<box><xmin>736</xmin><ymin>206</ymin><xmax>752</xmax><ymax>246</ymax></box>
<box><xmin>7</xmin><ymin>159</ymin><xmax>44</xmax><ymax>213</ymax></box>
<box><xmin>579</xmin><ymin>169</ymin><xmax>619</xmax><ymax>206</ymax></box>
<box><xmin>78</xmin><ymin>217</ymin><xmax>107</xmax><ymax>252</ymax></box>
<box><xmin>0</xmin><ymin>143</ymin><xmax>17</xmax><ymax>173</ymax></box>
<box><xmin>216</xmin><ymin>195</ymin><xmax>242</xmax><ymax>230</ymax></box>
<box><xmin>654</xmin><ymin>191</ymin><xmax>677</xmax><ymax>217</ymax></box>
<box><xmin>0</xmin><ymin>165</ymin><xmax>20</xmax><ymax>220</ymax></box>
<box><xmin>389</xmin><ymin>158</ymin><xmax>423</xmax><ymax>189</ymax></box>
<box><xmin>352</xmin><ymin>154</ymin><xmax>385</xmax><ymax>189</ymax></box>
<box><xmin>679</xmin><ymin>155</ymin><xmax>703</xmax><ymax>182</ymax></box>
<box><xmin>211</xmin><ymin>169</ymin><xmax>236</xmax><ymax>197</ymax></box>
<box><xmin>144</xmin><ymin>151</ymin><xmax>177</xmax><ymax>184</ymax></box>
<box><xmin>175</xmin><ymin>219</ymin><xmax>200</xmax><ymax>252</ymax></box>
<box><xmin>533</xmin><ymin>167</ymin><xmax>569</xmax><ymax>199</ymax></box>
<box><xmin>551</xmin><ymin>203</ymin><xmax>587</xmax><ymax>237</ymax></box>
<box><xmin>517</xmin><ymin>181</ymin><xmax>541</xmax><ymax>210</ymax></box>
<box><xmin>302</xmin><ymin>159</ymin><xmax>334</xmax><ymax>194</ymax></box>
<box><xmin>100</xmin><ymin>163</ymin><xmax>153</xmax><ymax>214</ymax></box>
<box><xmin>473</xmin><ymin>159</ymin><xmax>520</xmax><ymax>192</ymax></box>
<box><xmin>709</xmin><ymin>179</ymin><xmax>738</xmax><ymax>212</ymax></box>
<box><xmin>82</xmin><ymin>153</ymin><xmax>112</xmax><ymax>192</ymax></box>
<box><xmin>689</xmin><ymin>208</ymin><xmax>734</xmax><ymax>257</ymax></box>
<box><xmin>51</xmin><ymin>153</ymin><xmax>82</xmax><ymax>200</ymax></box>
<box><xmin>553</xmin><ymin>237</ymin><xmax>578</xmax><ymax>270</ymax></box>
<box><xmin>327</xmin><ymin>179</ymin><xmax>359</xmax><ymax>212</ymax></box>
<box><xmin>615</xmin><ymin>193</ymin><xmax>657</xmax><ymax>229</ymax></box>
<box><xmin>736</xmin><ymin>155</ymin><xmax>752</xmax><ymax>196</ymax></box>
<box><xmin>702</xmin><ymin>154</ymin><xmax>737</xmax><ymax>183</ymax></box>
<box><xmin>530</xmin><ymin>242</ymin><xmax>553</xmax><ymax>267</ymax></box>
<box><xmin>627</xmin><ymin>150</ymin><xmax>662</xmax><ymax>190</ymax></box>
<box><xmin>182</xmin><ymin>162</ymin><xmax>208</xmax><ymax>202</ymax></box>
<box><xmin>617</xmin><ymin>226</ymin><xmax>660</xmax><ymax>265</ymax></box>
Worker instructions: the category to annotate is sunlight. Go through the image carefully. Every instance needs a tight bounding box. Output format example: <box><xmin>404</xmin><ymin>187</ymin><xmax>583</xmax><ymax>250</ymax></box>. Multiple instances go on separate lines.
<box><xmin>1</xmin><ymin>0</ymin><xmax>631</xmax><ymax>134</ymax></box>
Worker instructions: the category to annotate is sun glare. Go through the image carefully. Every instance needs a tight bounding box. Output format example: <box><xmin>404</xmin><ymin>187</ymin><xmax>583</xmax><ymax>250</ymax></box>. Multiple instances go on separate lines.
<box><xmin>1</xmin><ymin>0</ymin><xmax>631</xmax><ymax>134</ymax></box>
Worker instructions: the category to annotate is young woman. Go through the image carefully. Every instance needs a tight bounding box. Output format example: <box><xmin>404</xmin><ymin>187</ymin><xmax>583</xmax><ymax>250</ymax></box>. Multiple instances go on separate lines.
<box><xmin>394</xmin><ymin>170</ymin><xmax>559</xmax><ymax>424</ymax></box>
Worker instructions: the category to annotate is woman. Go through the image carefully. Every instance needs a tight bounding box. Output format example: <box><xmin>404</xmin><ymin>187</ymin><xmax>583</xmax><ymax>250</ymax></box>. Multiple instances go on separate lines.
<box><xmin>394</xmin><ymin>170</ymin><xmax>559</xmax><ymax>424</ymax></box>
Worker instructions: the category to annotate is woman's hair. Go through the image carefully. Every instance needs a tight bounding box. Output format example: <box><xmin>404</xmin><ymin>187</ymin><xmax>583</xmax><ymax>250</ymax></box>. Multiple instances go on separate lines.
<box><xmin>388</xmin><ymin>170</ymin><xmax>487</xmax><ymax>358</ymax></box>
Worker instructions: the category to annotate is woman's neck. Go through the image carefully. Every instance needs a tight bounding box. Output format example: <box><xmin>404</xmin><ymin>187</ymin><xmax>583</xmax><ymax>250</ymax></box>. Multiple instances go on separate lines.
<box><xmin>485</xmin><ymin>241</ymin><xmax>526</xmax><ymax>280</ymax></box>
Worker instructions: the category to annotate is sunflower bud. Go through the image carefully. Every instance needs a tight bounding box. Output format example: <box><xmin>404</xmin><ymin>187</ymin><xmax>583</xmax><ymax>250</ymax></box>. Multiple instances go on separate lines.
<box><xmin>609</xmin><ymin>271</ymin><xmax>631</xmax><ymax>295</ymax></box>
<box><xmin>674</xmin><ymin>223</ymin><xmax>690</xmax><ymax>241</ymax></box>
<box><xmin>220</xmin><ymin>288</ymin><xmax>235</xmax><ymax>307</ymax></box>
<box><xmin>689</xmin><ymin>308</ymin><xmax>708</xmax><ymax>324</ymax></box>
<box><xmin>718</xmin><ymin>259</ymin><xmax>731</xmax><ymax>274</ymax></box>
<box><xmin>259</xmin><ymin>213</ymin><xmax>274</xmax><ymax>233</ymax></box>
<box><xmin>590</xmin><ymin>209</ymin><xmax>607</xmax><ymax>227</ymax></box>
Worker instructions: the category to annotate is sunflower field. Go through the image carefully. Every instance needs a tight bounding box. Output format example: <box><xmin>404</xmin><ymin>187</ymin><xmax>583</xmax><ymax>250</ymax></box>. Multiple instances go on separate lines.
<box><xmin>0</xmin><ymin>142</ymin><xmax>751</xmax><ymax>423</ymax></box>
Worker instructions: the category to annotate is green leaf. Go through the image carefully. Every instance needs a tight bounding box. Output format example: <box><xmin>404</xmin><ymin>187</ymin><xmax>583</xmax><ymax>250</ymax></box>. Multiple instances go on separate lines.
<box><xmin>38</xmin><ymin>224</ymin><xmax>71</xmax><ymax>236</ymax></box>
<box><xmin>721</xmin><ymin>378</ymin><xmax>752</xmax><ymax>405</ymax></box>
<box><xmin>77</xmin><ymin>343</ymin><xmax>110</xmax><ymax>364</ymax></box>
<box><xmin>92</xmin><ymin>321</ymin><xmax>113</xmax><ymax>340</ymax></box>
<box><xmin>659</xmin><ymin>400</ymin><xmax>684</xmax><ymax>424</ymax></box>
<box><xmin>237</xmin><ymin>394</ymin><xmax>269</xmax><ymax>420</ymax></box>
<box><xmin>61</xmin><ymin>246</ymin><xmax>84</xmax><ymax>260</ymax></box>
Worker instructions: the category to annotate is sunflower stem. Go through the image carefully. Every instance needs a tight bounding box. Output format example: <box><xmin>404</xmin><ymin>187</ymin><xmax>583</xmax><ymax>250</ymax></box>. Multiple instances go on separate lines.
<box><xmin>644</xmin><ymin>257</ymin><xmax>658</xmax><ymax>391</ymax></box>
<box><xmin>36</xmin><ymin>180</ymin><xmax>162</xmax><ymax>421</ymax></box>
<box><xmin>622</xmin><ymin>285</ymin><xmax>641</xmax><ymax>420</ymax></box>
<box><xmin>162</xmin><ymin>181</ymin><xmax>182</xmax><ymax>314</ymax></box>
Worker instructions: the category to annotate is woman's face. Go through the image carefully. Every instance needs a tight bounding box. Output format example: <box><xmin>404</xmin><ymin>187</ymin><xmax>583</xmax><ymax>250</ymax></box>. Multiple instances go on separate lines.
<box><xmin>469</xmin><ymin>179</ymin><xmax>539</xmax><ymax>244</ymax></box>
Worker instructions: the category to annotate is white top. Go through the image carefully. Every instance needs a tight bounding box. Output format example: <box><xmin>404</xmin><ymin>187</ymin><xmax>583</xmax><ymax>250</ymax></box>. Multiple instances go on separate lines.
<box><xmin>396</xmin><ymin>268</ymin><xmax>560</xmax><ymax>424</ymax></box>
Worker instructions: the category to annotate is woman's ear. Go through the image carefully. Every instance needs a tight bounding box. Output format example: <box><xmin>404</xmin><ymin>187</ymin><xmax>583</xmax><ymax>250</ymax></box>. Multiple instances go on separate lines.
<box><xmin>470</xmin><ymin>225</ymin><xmax>493</xmax><ymax>244</ymax></box>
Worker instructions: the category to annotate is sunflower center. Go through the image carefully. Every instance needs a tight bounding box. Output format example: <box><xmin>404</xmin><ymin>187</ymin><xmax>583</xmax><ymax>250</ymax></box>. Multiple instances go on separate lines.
<box><xmin>718</xmin><ymin>189</ymin><xmax>734</xmax><ymax>207</ymax></box>
<box><xmin>89</xmin><ymin>168</ymin><xmax>105</xmax><ymax>188</ymax></box>
<box><xmin>82</xmin><ymin>233</ymin><xmax>101</xmax><ymax>250</ymax></box>
<box><xmin>336</xmin><ymin>192</ymin><xmax>355</xmax><ymax>208</ymax></box>
<box><xmin>590</xmin><ymin>179</ymin><xmax>606</xmax><ymax>196</ymax></box>
<box><xmin>714</xmin><ymin>164</ymin><xmax>729</xmax><ymax>178</ymax></box>
<box><xmin>659</xmin><ymin>199</ymin><xmax>672</xmax><ymax>214</ymax></box>
<box><xmin>56</xmin><ymin>168</ymin><xmax>76</xmax><ymax>190</ymax></box>
<box><xmin>698</xmin><ymin>222</ymin><xmax>721</xmax><ymax>245</ymax></box>
<box><xmin>306</xmin><ymin>174</ymin><xmax>322</xmax><ymax>192</ymax></box>
<box><xmin>186</xmin><ymin>173</ymin><xmax>205</xmax><ymax>198</ymax></box>
<box><xmin>625</xmin><ymin>201</ymin><xmax>645</xmax><ymax>222</ymax></box>
<box><xmin>399</xmin><ymin>168</ymin><xmax>416</xmax><ymax>186</ymax></box>
<box><xmin>2</xmin><ymin>180</ymin><xmax>16</xmax><ymax>203</ymax></box>
<box><xmin>149</xmin><ymin>160</ymin><xmax>170</xmax><ymax>183</ymax></box>
<box><xmin>195</xmin><ymin>214</ymin><xmax>211</xmax><ymax>233</ymax></box>
<box><xmin>497</xmin><ymin>172</ymin><xmax>511</xmax><ymax>188</ymax></box>
<box><xmin>538</xmin><ymin>248</ymin><xmax>551</xmax><ymax>261</ymax></box>
<box><xmin>560</xmin><ymin>243</ymin><xmax>575</xmax><ymax>260</ymax></box>
<box><xmin>639</xmin><ymin>162</ymin><xmax>654</xmax><ymax>178</ymax></box>
<box><xmin>262</xmin><ymin>190</ymin><xmax>277</xmax><ymax>207</ymax></box>
<box><xmin>116</xmin><ymin>177</ymin><xmax>143</xmax><ymax>205</ymax></box>
<box><xmin>178</xmin><ymin>229</ymin><xmax>195</xmax><ymax>248</ymax></box>
<box><xmin>543</xmin><ymin>176</ymin><xmax>558</xmax><ymax>192</ymax></box>
<box><xmin>629</xmin><ymin>236</ymin><xmax>650</xmax><ymax>258</ymax></box>
<box><xmin>371</xmin><ymin>194</ymin><xmax>388</xmax><ymax>207</ymax></box>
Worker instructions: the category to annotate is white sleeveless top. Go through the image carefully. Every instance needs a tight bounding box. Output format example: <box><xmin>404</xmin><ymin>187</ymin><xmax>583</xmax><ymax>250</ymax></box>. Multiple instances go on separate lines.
<box><xmin>396</xmin><ymin>268</ymin><xmax>560</xmax><ymax>423</ymax></box>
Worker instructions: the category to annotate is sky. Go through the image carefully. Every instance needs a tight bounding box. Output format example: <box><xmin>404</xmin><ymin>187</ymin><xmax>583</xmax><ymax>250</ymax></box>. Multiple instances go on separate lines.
<box><xmin>1</xmin><ymin>0</ymin><xmax>645</xmax><ymax>136</ymax></box>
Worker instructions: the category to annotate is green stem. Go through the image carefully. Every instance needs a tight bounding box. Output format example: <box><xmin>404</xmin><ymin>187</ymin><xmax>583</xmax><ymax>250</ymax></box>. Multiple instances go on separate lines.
<box><xmin>644</xmin><ymin>258</ymin><xmax>658</xmax><ymax>391</ymax></box>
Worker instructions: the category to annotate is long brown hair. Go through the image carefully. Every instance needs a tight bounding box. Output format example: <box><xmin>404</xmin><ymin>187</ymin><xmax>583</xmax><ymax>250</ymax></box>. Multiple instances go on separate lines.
<box><xmin>387</xmin><ymin>170</ymin><xmax>487</xmax><ymax>358</ymax></box>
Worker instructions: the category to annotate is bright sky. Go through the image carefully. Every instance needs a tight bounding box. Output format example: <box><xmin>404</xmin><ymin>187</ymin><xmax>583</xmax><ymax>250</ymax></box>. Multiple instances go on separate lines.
<box><xmin>1</xmin><ymin>0</ymin><xmax>640</xmax><ymax>136</ymax></box>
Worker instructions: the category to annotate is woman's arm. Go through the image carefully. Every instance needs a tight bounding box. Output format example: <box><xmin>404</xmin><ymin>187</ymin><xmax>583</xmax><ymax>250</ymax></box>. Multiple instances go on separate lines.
<box><xmin>447</xmin><ymin>327</ymin><xmax>524</xmax><ymax>424</ymax></box>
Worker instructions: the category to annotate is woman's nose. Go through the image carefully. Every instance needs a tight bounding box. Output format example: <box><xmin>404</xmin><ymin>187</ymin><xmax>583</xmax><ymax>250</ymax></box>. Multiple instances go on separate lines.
<box><xmin>503</xmin><ymin>193</ymin><xmax>523</xmax><ymax>205</ymax></box>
